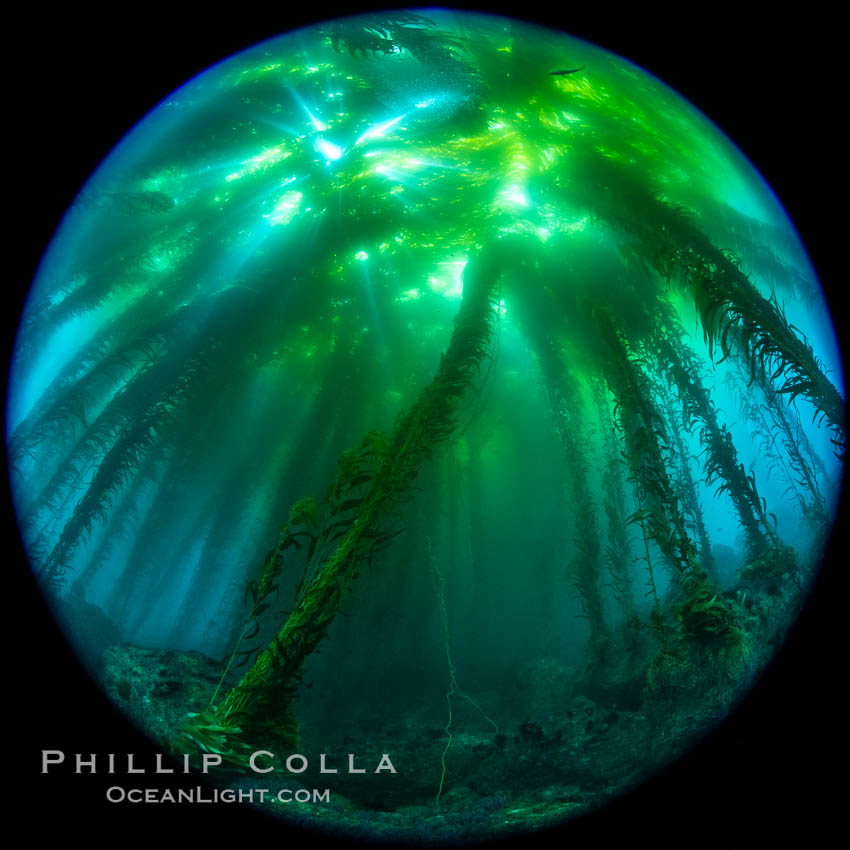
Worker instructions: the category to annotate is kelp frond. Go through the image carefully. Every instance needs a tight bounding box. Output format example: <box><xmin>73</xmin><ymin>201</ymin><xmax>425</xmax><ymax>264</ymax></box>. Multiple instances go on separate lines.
<box><xmin>174</xmin><ymin>247</ymin><xmax>501</xmax><ymax>754</ymax></box>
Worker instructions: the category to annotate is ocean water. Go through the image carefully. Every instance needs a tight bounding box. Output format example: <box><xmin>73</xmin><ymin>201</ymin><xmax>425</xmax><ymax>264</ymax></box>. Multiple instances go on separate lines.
<box><xmin>9</xmin><ymin>9</ymin><xmax>844</xmax><ymax>845</ymax></box>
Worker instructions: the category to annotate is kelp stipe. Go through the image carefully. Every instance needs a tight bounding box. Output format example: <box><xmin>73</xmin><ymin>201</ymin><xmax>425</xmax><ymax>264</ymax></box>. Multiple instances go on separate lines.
<box><xmin>174</xmin><ymin>246</ymin><xmax>501</xmax><ymax>757</ymax></box>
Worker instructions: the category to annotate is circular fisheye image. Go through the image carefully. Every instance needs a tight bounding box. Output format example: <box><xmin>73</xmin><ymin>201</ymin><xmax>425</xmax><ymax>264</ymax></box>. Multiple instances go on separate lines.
<box><xmin>10</xmin><ymin>7</ymin><xmax>843</xmax><ymax>846</ymax></box>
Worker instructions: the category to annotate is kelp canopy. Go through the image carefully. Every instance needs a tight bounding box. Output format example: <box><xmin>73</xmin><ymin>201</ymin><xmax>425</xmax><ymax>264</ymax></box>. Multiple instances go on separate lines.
<box><xmin>8</xmin><ymin>8</ymin><xmax>844</xmax><ymax>839</ymax></box>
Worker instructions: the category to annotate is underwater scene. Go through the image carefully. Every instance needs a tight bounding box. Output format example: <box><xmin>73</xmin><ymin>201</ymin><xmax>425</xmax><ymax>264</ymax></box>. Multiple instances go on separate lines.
<box><xmin>10</xmin><ymin>7</ymin><xmax>845</xmax><ymax>846</ymax></box>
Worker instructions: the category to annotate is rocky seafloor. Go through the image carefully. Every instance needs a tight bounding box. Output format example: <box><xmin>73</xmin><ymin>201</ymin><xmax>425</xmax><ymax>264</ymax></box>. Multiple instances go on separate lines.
<box><xmin>89</xmin><ymin>575</ymin><xmax>804</xmax><ymax>846</ymax></box>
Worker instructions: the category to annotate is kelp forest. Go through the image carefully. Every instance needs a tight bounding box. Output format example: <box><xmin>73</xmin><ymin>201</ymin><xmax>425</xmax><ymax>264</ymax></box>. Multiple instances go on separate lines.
<box><xmin>9</xmin><ymin>10</ymin><xmax>844</xmax><ymax>843</ymax></box>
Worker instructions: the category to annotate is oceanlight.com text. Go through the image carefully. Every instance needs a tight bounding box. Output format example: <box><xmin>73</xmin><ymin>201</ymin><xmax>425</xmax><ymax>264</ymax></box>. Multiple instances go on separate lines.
<box><xmin>105</xmin><ymin>786</ymin><xmax>331</xmax><ymax>804</ymax></box>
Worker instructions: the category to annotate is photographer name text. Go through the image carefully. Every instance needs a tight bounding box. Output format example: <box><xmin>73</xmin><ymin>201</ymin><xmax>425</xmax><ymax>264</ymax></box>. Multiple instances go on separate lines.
<box><xmin>42</xmin><ymin>750</ymin><xmax>397</xmax><ymax>775</ymax></box>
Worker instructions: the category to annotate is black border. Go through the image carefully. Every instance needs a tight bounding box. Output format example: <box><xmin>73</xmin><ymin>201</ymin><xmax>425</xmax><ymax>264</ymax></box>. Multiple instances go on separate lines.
<box><xmin>11</xmin><ymin>5</ymin><xmax>843</xmax><ymax>846</ymax></box>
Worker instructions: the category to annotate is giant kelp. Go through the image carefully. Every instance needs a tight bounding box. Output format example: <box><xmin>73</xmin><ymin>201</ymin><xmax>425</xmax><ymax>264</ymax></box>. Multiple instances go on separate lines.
<box><xmin>9</xmin><ymin>9</ymin><xmax>843</xmax><ymax>835</ymax></box>
<box><xmin>175</xmin><ymin>242</ymin><xmax>500</xmax><ymax>758</ymax></box>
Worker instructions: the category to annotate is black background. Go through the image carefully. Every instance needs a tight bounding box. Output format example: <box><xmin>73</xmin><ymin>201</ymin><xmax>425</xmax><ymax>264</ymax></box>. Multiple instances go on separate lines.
<box><xmin>11</xmin><ymin>4</ymin><xmax>843</xmax><ymax>846</ymax></box>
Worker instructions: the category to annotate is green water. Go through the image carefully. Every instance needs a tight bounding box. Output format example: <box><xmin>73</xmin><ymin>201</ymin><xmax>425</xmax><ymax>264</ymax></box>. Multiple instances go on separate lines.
<box><xmin>10</xmin><ymin>9</ymin><xmax>843</xmax><ymax>846</ymax></box>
